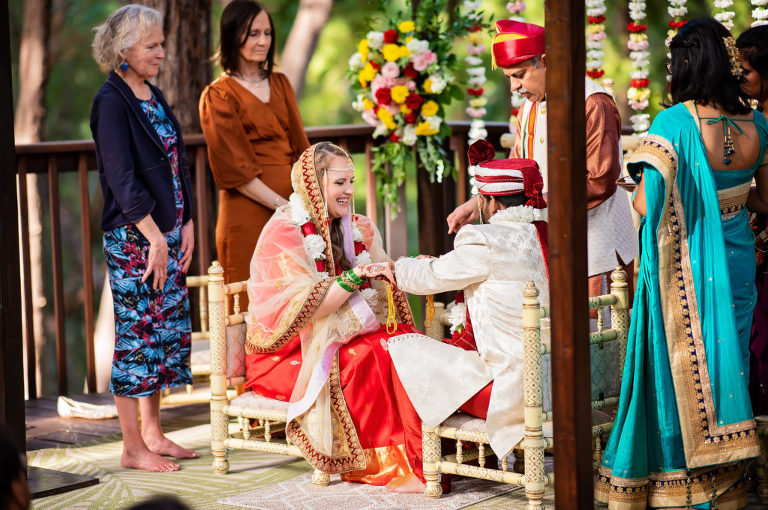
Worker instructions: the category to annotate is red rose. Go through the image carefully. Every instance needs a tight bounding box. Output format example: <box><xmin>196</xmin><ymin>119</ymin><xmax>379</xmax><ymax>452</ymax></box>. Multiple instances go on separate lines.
<box><xmin>300</xmin><ymin>222</ymin><xmax>317</xmax><ymax>236</ymax></box>
<box><xmin>404</xmin><ymin>112</ymin><xmax>417</xmax><ymax>124</ymax></box>
<box><xmin>403</xmin><ymin>63</ymin><xmax>419</xmax><ymax>79</ymax></box>
<box><xmin>631</xmin><ymin>79</ymin><xmax>649</xmax><ymax>89</ymax></box>
<box><xmin>588</xmin><ymin>15</ymin><xmax>605</xmax><ymax>24</ymax></box>
<box><xmin>511</xmin><ymin>107</ymin><xmax>519</xmax><ymax>117</ymax></box>
<box><xmin>404</xmin><ymin>92</ymin><xmax>423</xmax><ymax>110</ymax></box>
<box><xmin>369</xmin><ymin>60</ymin><xmax>381</xmax><ymax>71</ymax></box>
<box><xmin>389</xmin><ymin>132</ymin><xmax>400</xmax><ymax>143</ymax></box>
<box><xmin>469</xmin><ymin>22</ymin><xmax>482</xmax><ymax>32</ymax></box>
<box><xmin>668</xmin><ymin>19</ymin><xmax>687</xmax><ymax>29</ymax></box>
<box><xmin>315</xmin><ymin>259</ymin><xmax>325</xmax><ymax>272</ymax></box>
<box><xmin>383</xmin><ymin>29</ymin><xmax>398</xmax><ymax>44</ymax></box>
<box><xmin>354</xmin><ymin>241</ymin><xmax>365</xmax><ymax>254</ymax></box>
<box><xmin>627</xmin><ymin>22</ymin><xmax>647</xmax><ymax>32</ymax></box>
<box><xmin>467</xmin><ymin>88</ymin><xmax>484</xmax><ymax>96</ymax></box>
<box><xmin>375</xmin><ymin>87</ymin><xmax>392</xmax><ymax>105</ymax></box>
<box><xmin>586</xmin><ymin>69</ymin><xmax>605</xmax><ymax>79</ymax></box>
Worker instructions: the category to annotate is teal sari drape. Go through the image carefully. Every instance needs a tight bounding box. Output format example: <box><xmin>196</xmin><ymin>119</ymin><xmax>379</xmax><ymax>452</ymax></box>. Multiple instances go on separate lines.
<box><xmin>595</xmin><ymin>102</ymin><xmax>768</xmax><ymax>510</ymax></box>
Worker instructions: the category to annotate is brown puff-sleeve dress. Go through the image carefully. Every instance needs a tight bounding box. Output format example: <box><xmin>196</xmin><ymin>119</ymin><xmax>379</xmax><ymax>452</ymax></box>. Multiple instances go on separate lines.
<box><xmin>199</xmin><ymin>72</ymin><xmax>310</xmax><ymax>290</ymax></box>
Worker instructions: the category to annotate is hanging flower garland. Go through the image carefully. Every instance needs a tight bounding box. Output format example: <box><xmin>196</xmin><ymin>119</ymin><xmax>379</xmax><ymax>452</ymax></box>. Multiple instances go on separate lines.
<box><xmin>506</xmin><ymin>1</ymin><xmax>527</xmax><ymax>133</ymax></box>
<box><xmin>627</xmin><ymin>1</ymin><xmax>650</xmax><ymax>134</ymax></box>
<box><xmin>713</xmin><ymin>0</ymin><xmax>736</xmax><ymax>30</ymax></box>
<box><xmin>666</xmin><ymin>0</ymin><xmax>688</xmax><ymax>84</ymax></box>
<box><xmin>586</xmin><ymin>0</ymin><xmax>607</xmax><ymax>80</ymax></box>
<box><xmin>753</xmin><ymin>0</ymin><xmax>768</xmax><ymax>26</ymax></box>
<box><xmin>463</xmin><ymin>0</ymin><xmax>489</xmax><ymax>144</ymax></box>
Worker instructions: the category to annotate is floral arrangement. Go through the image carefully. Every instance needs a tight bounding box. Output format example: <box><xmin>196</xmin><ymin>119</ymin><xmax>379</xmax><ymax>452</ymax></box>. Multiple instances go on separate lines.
<box><xmin>753</xmin><ymin>0</ymin><xmax>768</xmax><ymax>26</ymax></box>
<box><xmin>463</xmin><ymin>0</ymin><xmax>489</xmax><ymax>144</ymax></box>
<box><xmin>627</xmin><ymin>1</ymin><xmax>650</xmax><ymax>134</ymax></box>
<box><xmin>586</xmin><ymin>0</ymin><xmax>607</xmax><ymax>80</ymax></box>
<box><xmin>713</xmin><ymin>0</ymin><xmax>736</xmax><ymax>30</ymax></box>
<box><xmin>506</xmin><ymin>1</ymin><xmax>527</xmax><ymax>132</ymax></box>
<box><xmin>349</xmin><ymin>0</ymin><xmax>487</xmax><ymax>207</ymax></box>
<box><xmin>665</xmin><ymin>0</ymin><xmax>687</xmax><ymax>76</ymax></box>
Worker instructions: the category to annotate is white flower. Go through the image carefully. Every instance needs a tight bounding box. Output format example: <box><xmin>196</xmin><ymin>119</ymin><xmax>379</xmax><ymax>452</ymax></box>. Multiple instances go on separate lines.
<box><xmin>366</xmin><ymin>31</ymin><xmax>383</xmax><ymax>50</ymax></box>
<box><xmin>425</xmin><ymin>115</ymin><xmax>442</xmax><ymax>131</ymax></box>
<box><xmin>355</xmin><ymin>250</ymin><xmax>372</xmax><ymax>266</ymax></box>
<box><xmin>352</xmin><ymin>223</ymin><xmax>363</xmax><ymax>242</ymax></box>
<box><xmin>488</xmin><ymin>205</ymin><xmax>547</xmax><ymax>224</ymax></box>
<box><xmin>587</xmin><ymin>59</ymin><xmax>604</xmax><ymax>68</ymax></box>
<box><xmin>714</xmin><ymin>11</ymin><xmax>735</xmax><ymax>21</ymax></box>
<box><xmin>630</xmin><ymin>70</ymin><xmax>649</xmax><ymax>80</ymax></box>
<box><xmin>304</xmin><ymin>234</ymin><xmax>327</xmax><ymax>260</ymax></box>
<box><xmin>352</xmin><ymin>94</ymin><xmax>365</xmax><ymax>112</ymax></box>
<box><xmin>373</xmin><ymin>123</ymin><xmax>389</xmax><ymax>138</ymax></box>
<box><xmin>587</xmin><ymin>50</ymin><xmax>605</xmax><ymax>60</ymax></box>
<box><xmin>630</xmin><ymin>50</ymin><xmax>650</xmax><ymax>61</ymax></box>
<box><xmin>668</xmin><ymin>0</ymin><xmax>687</xmax><ymax>6</ymax></box>
<box><xmin>713</xmin><ymin>0</ymin><xmax>733</xmax><ymax>6</ymax></box>
<box><xmin>465</xmin><ymin>56</ymin><xmax>483</xmax><ymax>66</ymax></box>
<box><xmin>754</xmin><ymin>8</ymin><xmax>768</xmax><ymax>20</ymax></box>
<box><xmin>290</xmin><ymin>193</ymin><xmax>311</xmax><ymax>225</ymax></box>
<box><xmin>752</xmin><ymin>0</ymin><xmax>768</xmax><ymax>5</ymax></box>
<box><xmin>468</xmin><ymin>75</ymin><xmax>487</xmax><ymax>86</ymax></box>
<box><xmin>348</xmin><ymin>52</ymin><xmax>364</xmax><ymax>71</ymax></box>
<box><xmin>360</xmin><ymin>287</ymin><xmax>378</xmax><ymax>309</ymax></box>
<box><xmin>406</xmin><ymin>38</ymin><xmax>430</xmax><ymax>55</ymax></box>
<box><xmin>446</xmin><ymin>301</ymin><xmax>466</xmax><ymax>334</ymax></box>
<box><xmin>402</xmin><ymin>125</ymin><xmax>417</xmax><ymax>146</ymax></box>
<box><xmin>428</xmin><ymin>74</ymin><xmax>447</xmax><ymax>94</ymax></box>
<box><xmin>587</xmin><ymin>7</ymin><xmax>606</xmax><ymax>16</ymax></box>
<box><xmin>467</xmin><ymin>67</ymin><xmax>485</xmax><ymax>77</ymax></box>
<box><xmin>464</xmin><ymin>0</ymin><xmax>483</xmax><ymax>9</ymax></box>
<box><xmin>668</xmin><ymin>6</ymin><xmax>687</xmax><ymax>17</ymax></box>
<box><xmin>587</xmin><ymin>41</ymin><xmax>603</xmax><ymax>50</ymax></box>
<box><xmin>629</xmin><ymin>10</ymin><xmax>646</xmax><ymax>20</ymax></box>
<box><xmin>628</xmin><ymin>1</ymin><xmax>646</xmax><ymax>9</ymax></box>
<box><xmin>585</xmin><ymin>0</ymin><xmax>603</xmax><ymax>7</ymax></box>
<box><xmin>511</xmin><ymin>93</ymin><xmax>525</xmax><ymax>108</ymax></box>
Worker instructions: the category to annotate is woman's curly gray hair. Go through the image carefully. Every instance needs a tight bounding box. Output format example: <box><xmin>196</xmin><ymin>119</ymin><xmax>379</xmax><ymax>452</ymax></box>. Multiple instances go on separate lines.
<box><xmin>92</xmin><ymin>4</ymin><xmax>162</xmax><ymax>71</ymax></box>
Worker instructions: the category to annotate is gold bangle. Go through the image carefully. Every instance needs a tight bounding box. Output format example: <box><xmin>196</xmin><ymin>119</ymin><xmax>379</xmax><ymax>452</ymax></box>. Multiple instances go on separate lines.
<box><xmin>338</xmin><ymin>270</ymin><xmax>361</xmax><ymax>291</ymax></box>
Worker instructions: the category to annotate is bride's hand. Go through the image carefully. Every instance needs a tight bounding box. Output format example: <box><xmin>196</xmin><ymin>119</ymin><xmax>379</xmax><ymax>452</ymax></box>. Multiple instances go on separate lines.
<box><xmin>358</xmin><ymin>262</ymin><xmax>396</xmax><ymax>288</ymax></box>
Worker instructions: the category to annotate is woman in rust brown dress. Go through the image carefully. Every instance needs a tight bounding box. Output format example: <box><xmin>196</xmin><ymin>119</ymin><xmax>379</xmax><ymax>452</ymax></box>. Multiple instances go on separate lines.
<box><xmin>200</xmin><ymin>0</ymin><xmax>309</xmax><ymax>289</ymax></box>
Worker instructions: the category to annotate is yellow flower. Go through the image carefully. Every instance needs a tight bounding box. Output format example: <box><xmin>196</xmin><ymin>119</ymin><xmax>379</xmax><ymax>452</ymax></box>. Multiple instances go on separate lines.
<box><xmin>466</xmin><ymin>32</ymin><xmax>483</xmax><ymax>45</ymax></box>
<box><xmin>363</xmin><ymin>98</ymin><xmax>375</xmax><ymax>110</ymax></box>
<box><xmin>377</xmin><ymin>108</ymin><xmax>393</xmax><ymax>121</ymax></box>
<box><xmin>358</xmin><ymin>62</ymin><xmax>377</xmax><ymax>87</ymax></box>
<box><xmin>391</xmin><ymin>85</ymin><xmax>409</xmax><ymax>104</ymax></box>
<box><xmin>400</xmin><ymin>104</ymin><xmax>412</xmax><ymax>114</ymax></box>
<box><xmin>469</xmin><ymin>97</ymin><xmax>488</xmax><ymax>108</ymax></box>
<box><xmin>358</xmin><ymin>39</ymin><xmax>369</xmax><ymax>61</ymax></box>
<box><xmin>382</xmin><ymin>44</ymin><xmax>402</xmax><ymax>62</ymax></box>
<box><xmin>586</xmin><ymin>24</ymin><xmax>605</xmax><ymax>35</ymax></box>
<box><xmin>629</xmin><ymin>33</ymin><xmax>648</xmax><ymax>42</ymax></box>
<box><xmin>414</xmin><ymin>121</ymin><xmax>439</xmax><ymax>136</ymax></box>
<box><xmin>423</xmin><ymin>79</ymin><xmax>433</xmax><ymax>94</ymax></box>
<box><xmin>421</xmin><ymin>100</ymin><xmax>439</xmax><ymax>117</ymax></box>
<box><xmin>398</xmin><ymin>20</ymin><xmax>415</xmax><ymax>33</ymax></box>
<box><xmin>383</xmin><ymin>117</ymin><xmax>397</xmax><ymax>130</ymax></box>
<box><xmin>406</xmin><ymin>36</ymin><xmax>413</xmax><ymax>42</ymax></box>
<box><xmin>399</xmin><ymin>45</ymin><xmax>411</xmax><ymax>58</ymax></box>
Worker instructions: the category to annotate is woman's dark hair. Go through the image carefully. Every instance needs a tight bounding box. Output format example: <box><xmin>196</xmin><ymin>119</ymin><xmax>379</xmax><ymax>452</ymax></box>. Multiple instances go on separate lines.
<box><xmin>736</xmin><ymin>24</ymin><xmax>768</xmax><ymax>108</ymax></box>
<box><xmin>216</xmin><ymin>0</ymin><xmax>275</xmax><ymax>76</ymax></box>
<box><xmin>668</xmin><ymin>18</ymin><xmax>751</xmax><ymax>115</ymax></box>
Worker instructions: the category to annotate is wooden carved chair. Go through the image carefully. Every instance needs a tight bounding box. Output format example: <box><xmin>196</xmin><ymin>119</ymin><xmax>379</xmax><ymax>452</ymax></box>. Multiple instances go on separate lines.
<box><xmin>160</xmin><ymin>274</ymin><xmax>212</xmax><ymax>405</ymax></box>
<box><xmin>421</xmin><ymin>267</ymin><xmax>630</xmax><ymax>508</ymax></box>
<box><xmin>207</xmin><ymin>261</ymin><xmax>331</xmax><ymax>485</ymax></box>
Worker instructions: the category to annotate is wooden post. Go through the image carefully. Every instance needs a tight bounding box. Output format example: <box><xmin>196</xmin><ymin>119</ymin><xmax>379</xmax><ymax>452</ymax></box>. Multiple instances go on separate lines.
<box><xmin>0</xmin><ymin>0</ymin><xmax>26</xmax><ymax>451</ymax></box>
<box><xmin>78</xmin><ymin>154</ymin><xmax>96</xmax><ymax>393</ymax></box>
<box><xmin>544</xmin><ymin>0</ymin><xmax>593</xmax><ymax>507</ymax></box>
<box><xmin>48</xmin><ymin>156</ymin><xmax>67</xmax><ymax>395</ymax></box>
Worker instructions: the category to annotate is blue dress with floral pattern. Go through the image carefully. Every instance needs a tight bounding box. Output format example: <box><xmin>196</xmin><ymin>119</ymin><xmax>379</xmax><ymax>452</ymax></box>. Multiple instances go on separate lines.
<box><xmin>103</xmin><ymin>94</ymin><xmax>192</xmax><ymax>397</ymax></box>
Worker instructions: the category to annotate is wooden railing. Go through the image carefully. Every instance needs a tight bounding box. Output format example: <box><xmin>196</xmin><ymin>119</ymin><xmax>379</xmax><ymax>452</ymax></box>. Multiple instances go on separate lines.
<box><xmin>15</xmin><ymin>121</ymin><xmax>509</xmax><ymax>397</ymax></box>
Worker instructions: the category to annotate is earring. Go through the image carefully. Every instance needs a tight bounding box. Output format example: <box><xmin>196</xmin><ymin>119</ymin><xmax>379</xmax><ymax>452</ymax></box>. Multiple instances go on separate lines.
<box><xmin>119</xmin><ymin>62</ymin><xmax>129</xmax><ymax>72</ymax></box>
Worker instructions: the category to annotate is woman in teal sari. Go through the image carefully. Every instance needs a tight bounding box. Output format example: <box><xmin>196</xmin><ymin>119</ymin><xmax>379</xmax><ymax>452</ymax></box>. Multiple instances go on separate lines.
<box><xmin>596</xmin><ymin>18</ymin><xmax>768</xmax><ymax>509</ymax></box>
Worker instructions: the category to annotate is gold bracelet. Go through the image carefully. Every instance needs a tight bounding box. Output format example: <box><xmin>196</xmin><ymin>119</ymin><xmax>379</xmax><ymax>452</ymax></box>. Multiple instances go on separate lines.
<box><xmin>338</xmin><ymin>270</ymin><xmax>362</xmax><ymax>291</ymax></box>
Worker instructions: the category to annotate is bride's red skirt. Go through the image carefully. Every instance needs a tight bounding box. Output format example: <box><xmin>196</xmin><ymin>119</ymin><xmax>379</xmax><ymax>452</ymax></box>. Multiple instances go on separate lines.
<box><xmin>245</xmin><ymin>323</ymin><xmax>424</xmax><ymax>485</ymax></box>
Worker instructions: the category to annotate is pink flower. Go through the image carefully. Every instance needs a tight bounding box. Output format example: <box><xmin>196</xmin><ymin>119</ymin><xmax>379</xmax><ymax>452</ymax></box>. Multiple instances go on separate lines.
<box><xmin>371</xmin><ymin>74</ymin><xmax>395</xmax><ymax>96</ymax></box>
<box><xmin>412</xmin><ymin>50</ymin><xmax>437</xmax><ymax>72</ymax></box>
<box><xmin>627</xmin><ymin>40</ymin><xmax>649</xmax><ymax>50</ymax></box>
<box><xmin>406</xmin><ymin>80</ymin><xmax>416</xmax><ymax>90</ymax></box>
<box><xmin>587</xmin><ymin>31</ymin><xmax>607</xmax><ymax>42</ymax></box>
<box><xmin>386</xmin><ymin>103</ymin><xmax>401</xmax><ymax>116</ymax></box>
<box><xmin>362</xmin><ymin>109</ymin><xmax>379</xmax><ymax>126</ymax></box>
<box><xmin>466</xmin><ymin>43</ymin><xmax>486</xmax><ymax>56</ymax></box>
<box><xmin>381</xmin><ymin>62</ymin><xmax>400</xmax><ymax>79</ymax></box>
<box><xmin>629</xmin><ymin>99</ymin><xmax>649</xmax><ymax>110</ymax></box>
<box><xmin>465</xmin><ymin>107</ymin><xmax>487</xmax><ymax>118</ymax></box>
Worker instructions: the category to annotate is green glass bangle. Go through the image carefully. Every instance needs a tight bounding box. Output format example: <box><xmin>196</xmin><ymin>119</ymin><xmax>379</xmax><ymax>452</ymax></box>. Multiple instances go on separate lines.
<box><xmin>346</xmin><ymin>269</ymin><xmax>365</xmax><ymax>285</ymax></box>
<box><xmin>337</xmin><ymin>276</ymin><xmax>354</xmax><ymax>292</ymax></box>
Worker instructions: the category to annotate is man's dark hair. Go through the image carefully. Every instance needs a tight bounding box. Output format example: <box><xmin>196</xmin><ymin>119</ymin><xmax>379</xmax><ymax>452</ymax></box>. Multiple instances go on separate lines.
<box><xmin>668</xmin><ymin>18</ymin><xmax>751</xmax><ymax>115</ymax></box>
<box><xmin>736</xmin><ymin>24</ymin><xmax>768</xmax><ymax>109</ymax></box>
<box><xmin>216</xmin><ymin>0</ymin><xmax>275</xmax><ymax>77</ymax></box>
<box><xmin>128</xmin><ymin>495</ymin><xmax>191</xmax><ymax>510</ymax></box>
<box><xmin>0</xmin><ymin>430</ymin><xmax>25</xmax><ymax>509</ymax></box>
<box><xmin>481</xmin><ymin>194</ymin><xmax>528</xmax><ymax>209</ymax></box>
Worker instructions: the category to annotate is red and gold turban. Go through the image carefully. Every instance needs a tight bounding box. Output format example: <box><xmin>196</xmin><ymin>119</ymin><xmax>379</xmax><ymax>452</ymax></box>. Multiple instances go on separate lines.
<box><xmin>468</xmin><ymin>140</ymin><xmax>545</xmax><ymax>208</ymax></box>
<box><xmin>491</xmin><ymin>20</ymin><xmax>545</xmax><ymax>69</ymax></box>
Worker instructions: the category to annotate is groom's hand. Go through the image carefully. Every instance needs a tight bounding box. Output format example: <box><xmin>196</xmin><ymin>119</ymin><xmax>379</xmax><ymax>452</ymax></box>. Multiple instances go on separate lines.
<box><xmin>447</xmin><ymin>195</ymin><xmax>479</xmax><ymax>234</ymax></box>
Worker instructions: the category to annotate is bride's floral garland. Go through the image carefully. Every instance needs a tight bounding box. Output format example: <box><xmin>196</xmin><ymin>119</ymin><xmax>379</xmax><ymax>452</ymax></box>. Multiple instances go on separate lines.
<box><xmin>463</xmin><ymin>0</ymin><xmax>488</xmax><ymax>144</ymax></box>
<box><xmin>586</xmin><ymin>0</ymin><xmax>607</xmax><ymax>80</ymax></box>
<box><xmin>289</xmin><ymin>194</ymin><xmax>379</xmax><ymax>309</ymax></box>
<box><xmin>753</xmin><ymin>0</ymin><xmax>768</xmax><ymax>26</ymax></box>
<box><xmin>627</xmin><ymin>1</ymin><xmax>650</xmax><ymax>134</ymax></box>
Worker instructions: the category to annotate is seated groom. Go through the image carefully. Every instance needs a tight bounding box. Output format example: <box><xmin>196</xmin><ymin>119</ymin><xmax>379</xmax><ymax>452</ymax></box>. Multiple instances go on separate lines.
<box><xmin>389</xmin><ymin>140</ymin><xmax>551</xmax><ymax>468</ymax></box>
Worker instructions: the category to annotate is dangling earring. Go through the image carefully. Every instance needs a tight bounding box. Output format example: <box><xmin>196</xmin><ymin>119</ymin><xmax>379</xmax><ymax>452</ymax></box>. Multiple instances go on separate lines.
<box><xmin>119</xmin><ymin>62</ymin><xmax>129</xmax><ymax>72</ymax></box>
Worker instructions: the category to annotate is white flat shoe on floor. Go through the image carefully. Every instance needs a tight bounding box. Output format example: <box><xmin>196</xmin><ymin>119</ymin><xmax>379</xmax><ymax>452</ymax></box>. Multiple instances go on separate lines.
<box><xmin>57</xmin><ymin>396</ymin><xmax>118</xmax><ymax>419</ymax></box>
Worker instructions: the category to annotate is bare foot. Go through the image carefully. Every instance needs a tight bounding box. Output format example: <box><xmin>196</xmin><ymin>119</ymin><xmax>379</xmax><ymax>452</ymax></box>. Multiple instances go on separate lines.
<box><xmin>385</xmin><ymin>473</ymin><xmax>426</xmax><ymax>493</ymax></box>
<box><xmin>144</xmin><ymin>435</ymin><xmax>200</xmax><ymax>459</ymax></box>
<box><xmin>122</xmin><ymin>447</ymin><xmax>180</xmax><ymax>472</ymax></box>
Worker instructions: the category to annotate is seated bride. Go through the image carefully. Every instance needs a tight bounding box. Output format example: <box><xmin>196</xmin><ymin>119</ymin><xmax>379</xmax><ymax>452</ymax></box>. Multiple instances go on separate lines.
<box><xmin>243</xmin><ymin>142</ymin><xmax>422</xmax><ymax>485</ymax></box>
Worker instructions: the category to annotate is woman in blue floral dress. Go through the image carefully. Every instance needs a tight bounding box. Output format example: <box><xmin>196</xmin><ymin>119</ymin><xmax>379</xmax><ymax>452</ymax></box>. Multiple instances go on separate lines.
<box><xmin>91</xmin><ymin>5</ymin><xmax>197</xmax><ymax>472</ymax></box>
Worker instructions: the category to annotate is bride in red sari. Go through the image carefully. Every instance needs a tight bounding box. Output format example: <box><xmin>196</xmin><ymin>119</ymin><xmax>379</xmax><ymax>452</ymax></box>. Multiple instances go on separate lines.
<box><xmin>243</xmin><ymin>142</ymin><xmax>423</xmax><ymax>485</ymax></box>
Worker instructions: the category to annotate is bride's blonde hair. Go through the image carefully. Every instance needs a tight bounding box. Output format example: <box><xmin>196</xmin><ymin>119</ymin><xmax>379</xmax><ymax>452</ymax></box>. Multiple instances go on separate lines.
<box><xmin>314</xmin><ymin>142</ymin><xmax>354</xmax><ymax>272</ymax></box>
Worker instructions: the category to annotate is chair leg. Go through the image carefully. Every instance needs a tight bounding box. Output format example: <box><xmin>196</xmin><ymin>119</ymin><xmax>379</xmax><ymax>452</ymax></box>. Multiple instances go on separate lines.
<box><xmin>312</xmin><ymin>469</ymin><xmax>330</xmax><ymax>486</ymax></box>
<box><xmin>422</xmin><ymin>422</ymin><xmax>443</xmax><ymax>498</ymax></box>
<box><xmin>211</xmin><ymin>400</ymin><xmax>229</xmax><ymax>474</ymax></box>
